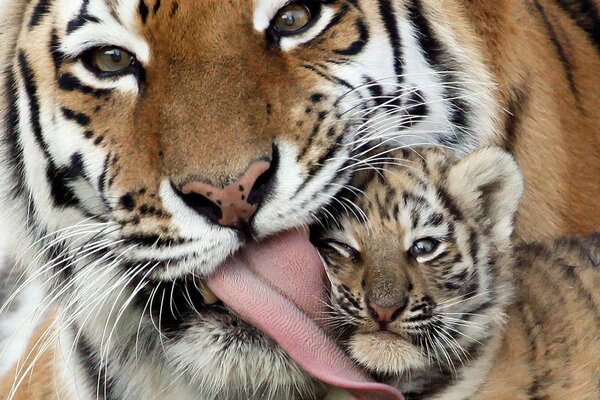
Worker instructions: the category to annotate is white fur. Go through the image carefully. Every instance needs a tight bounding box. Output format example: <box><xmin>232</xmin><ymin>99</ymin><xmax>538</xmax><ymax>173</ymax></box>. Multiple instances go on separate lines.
<box><xmin>253</xmin><ymin>0</ymin><xmax>290</xmax><ymax>32</ymax></box>
<box><xmin>280</xmin><ymin>6</ymin><xmax>337</xmax><ymax>52</ymax></box>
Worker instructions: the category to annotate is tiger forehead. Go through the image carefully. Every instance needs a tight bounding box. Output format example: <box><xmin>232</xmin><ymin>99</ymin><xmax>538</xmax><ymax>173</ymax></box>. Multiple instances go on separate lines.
<box><xmin>137</xmin><ymin>0</ymin><xmax>256</xmax><ymax>37</ymax></box>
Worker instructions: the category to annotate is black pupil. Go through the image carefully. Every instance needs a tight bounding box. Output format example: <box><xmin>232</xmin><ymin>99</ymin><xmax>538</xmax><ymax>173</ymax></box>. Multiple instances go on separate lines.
<box><xmin>417</xmin><ymin>240</ymin><xmax>434</xmax><ymax>254</ymax></box>
<box><xmin>108</xmin><ymin>49</ymin><xmax>123</xmax><ymax>63</ymax></box>
<box><xmin>283</xmin><ymin>13</ymin><xmax>295</xmax><ymax>26</ymax></box>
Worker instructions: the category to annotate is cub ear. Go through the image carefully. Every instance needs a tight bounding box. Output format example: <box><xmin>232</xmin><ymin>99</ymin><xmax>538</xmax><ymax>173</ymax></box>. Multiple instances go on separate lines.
<box><xmin>446</xmin><ymin>147</ymin><xmax>524</xmax><ymax>241</ymax></box>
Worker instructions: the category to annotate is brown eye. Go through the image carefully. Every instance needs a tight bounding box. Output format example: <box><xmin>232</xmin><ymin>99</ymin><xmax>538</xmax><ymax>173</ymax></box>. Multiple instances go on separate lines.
<box><xmin>87</xmin><ymin>47</ymin><xmax>136</xmax><ymax>74</ymax></box>
<box><xmin>273</xmin><ymin>3</ymin><xmax>314</xmax><ymax>33</ymax></box>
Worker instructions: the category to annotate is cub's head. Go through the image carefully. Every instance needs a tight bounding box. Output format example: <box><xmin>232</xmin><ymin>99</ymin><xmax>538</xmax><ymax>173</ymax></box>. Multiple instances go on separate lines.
<box><xmin>313</xmin><ymin>148</ymin><xmax>523</xmax><ymax>378</ymax></box>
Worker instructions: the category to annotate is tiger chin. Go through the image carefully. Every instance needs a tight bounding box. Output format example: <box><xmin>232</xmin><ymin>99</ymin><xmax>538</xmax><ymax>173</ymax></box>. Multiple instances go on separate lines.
<box><xmin>313</xmin><ymin>147</ymin><xmax>600</xmax><ymax>399</ymax></box>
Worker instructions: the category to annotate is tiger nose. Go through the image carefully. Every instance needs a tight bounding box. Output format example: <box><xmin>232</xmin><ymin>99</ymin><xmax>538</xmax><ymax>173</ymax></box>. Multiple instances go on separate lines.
<box><xmin>179</xmin><ymin>160</ymin><xmax>273</xmax><ymax>228</ymax></box>
<box><xmin>368</xmin><ymin>300</ymin><xmax>407</xmax><ymax>324</ymax></box>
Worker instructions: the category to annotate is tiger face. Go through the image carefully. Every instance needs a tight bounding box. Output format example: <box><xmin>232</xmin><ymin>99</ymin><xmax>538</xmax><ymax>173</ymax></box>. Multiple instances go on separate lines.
<box><xmin>313</xmin><ymin>148</ymin><xmax>522</xmax><ymax>386</ymax></box>
<box><xmin>0</xmin><ymin>0</ymin><xmax>499</xmax><ymax>399</ymax></box>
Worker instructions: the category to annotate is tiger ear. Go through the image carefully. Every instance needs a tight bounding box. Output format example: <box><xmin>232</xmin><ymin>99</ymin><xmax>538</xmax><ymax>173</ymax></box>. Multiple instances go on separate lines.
<box><xmin>446</xmin><ymin>147</ymin><xmax>524</xmax><ymax>241</ymax></box>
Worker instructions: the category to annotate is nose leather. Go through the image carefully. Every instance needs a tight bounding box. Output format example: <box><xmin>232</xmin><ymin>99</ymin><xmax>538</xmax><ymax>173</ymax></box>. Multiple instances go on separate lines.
<box><xmin>181</xmin><ymin>161</ymin><xmax>270</xmax><ymax>227</ymax></box>
<box><xmin>369</xmin><ymin>302</ymin><xmax>404</xmax><ymax>324</ymax></box>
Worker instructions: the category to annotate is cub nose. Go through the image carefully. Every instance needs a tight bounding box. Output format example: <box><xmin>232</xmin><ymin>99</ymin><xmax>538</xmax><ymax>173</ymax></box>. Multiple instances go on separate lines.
<box><xmin>179</xmin><ymin>160</ymin><xmax>273</xmax><ymax>228</ymax></box>
<box><xmin>368</xmin><ymin>300</ymin><xmax>407</xmax><ymax>324</ymax></box>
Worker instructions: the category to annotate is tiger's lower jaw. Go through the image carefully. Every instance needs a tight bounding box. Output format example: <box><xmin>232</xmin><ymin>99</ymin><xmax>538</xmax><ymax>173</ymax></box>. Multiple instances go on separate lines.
<box><xmin>54</xmin><ymin>307</ymin><xmax>325</xmax><ymax>400</ymax></box>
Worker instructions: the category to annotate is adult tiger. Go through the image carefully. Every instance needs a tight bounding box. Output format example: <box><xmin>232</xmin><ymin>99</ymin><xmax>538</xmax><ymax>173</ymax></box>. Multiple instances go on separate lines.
<box><xmin>0</xmin><ymin>0</ymin><xmax>598</xmax><ymax>399</ymax></box>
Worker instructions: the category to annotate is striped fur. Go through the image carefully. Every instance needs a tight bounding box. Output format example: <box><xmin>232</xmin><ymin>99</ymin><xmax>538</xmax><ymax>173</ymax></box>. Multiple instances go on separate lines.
<box><xmin>0</xmin><ymin>0</ymin><xmax>598</xmax><ymax>399</ymax></box>
<box><xmin>314</xmin><ymin>147</ymin><xmax>600</xmax><ymax>399</ymax></box>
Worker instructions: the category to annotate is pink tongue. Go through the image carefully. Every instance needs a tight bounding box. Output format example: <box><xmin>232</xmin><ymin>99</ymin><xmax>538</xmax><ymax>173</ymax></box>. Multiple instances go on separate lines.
<box><xmin>207</xmin><ymin>231</ymin><xmax>404</xmax><ymax>400</ymax></box>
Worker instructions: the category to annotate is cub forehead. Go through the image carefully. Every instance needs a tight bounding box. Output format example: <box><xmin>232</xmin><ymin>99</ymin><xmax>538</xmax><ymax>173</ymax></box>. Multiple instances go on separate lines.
<box><xmin>347</xmin><ymin>151</ymin><xmax>458</xmax><ymax>241</ymax></box>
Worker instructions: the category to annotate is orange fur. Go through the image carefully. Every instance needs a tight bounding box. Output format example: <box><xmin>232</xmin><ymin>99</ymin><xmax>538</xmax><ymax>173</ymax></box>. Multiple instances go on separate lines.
<box><xmin>0</xmin><ymin>314</ymin><xmax>67</xmax><ymax>400</ymax></box>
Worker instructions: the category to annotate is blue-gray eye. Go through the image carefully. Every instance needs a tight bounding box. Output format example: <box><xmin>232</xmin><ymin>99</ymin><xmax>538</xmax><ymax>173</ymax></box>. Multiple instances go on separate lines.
<box><xmin>409</xmin><ymin>238</ymin><xmax>440</xmax><ymax>258</ymax></box>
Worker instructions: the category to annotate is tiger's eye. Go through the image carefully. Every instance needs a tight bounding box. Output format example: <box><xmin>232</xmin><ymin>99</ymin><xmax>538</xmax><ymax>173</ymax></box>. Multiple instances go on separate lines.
<box><xmin>325</xmin><ymin>240</ymin><xmax>361</xmax><ymax>262</ymax></box>
<box><xmin>91</xmin><ymin>47</ymin><xmax>135</xmax><ymax>73</ymax></box>
<box><xmin>274</xmin><ymin>3</ymin><xmax>312</xmax><ymax>32</ymax></box>
<box><xmin>409</xmin><ymin>238</ymin><xmax>440</xmax><ymax>259</ymax></box>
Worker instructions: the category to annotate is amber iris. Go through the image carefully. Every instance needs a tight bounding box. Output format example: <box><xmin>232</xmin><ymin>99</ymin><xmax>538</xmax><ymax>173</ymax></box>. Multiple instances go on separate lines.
<box><xmin>274</xmin><ymin>3</ymin><xmax>313</xmax><ymax>32</ymax></box>
<box><xmin>91</xmin><ymin>47</ymin><xmax>135</xmax><ymax>73</ymax></box>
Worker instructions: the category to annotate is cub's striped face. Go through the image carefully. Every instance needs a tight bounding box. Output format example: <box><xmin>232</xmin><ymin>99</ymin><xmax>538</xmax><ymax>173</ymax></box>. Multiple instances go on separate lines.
<box><xmin>2</xmin><ymin>0</ymin><xmax>497</xmax><ymax>398</ymax></box>
<box><xmin>313</xmin><ymin>148</ymin><xmax>522</xmax><ymax>378</ymax></box>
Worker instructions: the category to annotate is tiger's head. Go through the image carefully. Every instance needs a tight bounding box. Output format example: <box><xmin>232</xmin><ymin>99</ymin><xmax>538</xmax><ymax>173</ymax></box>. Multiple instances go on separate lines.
<box><xmin>0</xmin><ymin>0</ymin><xmax>498</xmax><ymax>399</ymax></box>
<box><xmin>313</xmin><ymin>148</ymin><xmax>523</xmax><ymax>386</ymax></box>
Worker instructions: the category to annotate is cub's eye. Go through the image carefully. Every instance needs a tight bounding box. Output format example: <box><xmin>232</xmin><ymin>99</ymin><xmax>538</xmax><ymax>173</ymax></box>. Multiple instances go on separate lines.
<box><xmin>327</xmin><ymin>241</ymin><xmax>361</xmax><ymax>262</ymax></box>
<box><xmin>409</xmin><ymin>238</ymin><xmax>440</xmax><ymax>259</ymax></box>
<box><xmin>82</xmin><ymin>46</ymin><xmax>137</xmax><ymax>75</ymax></box>
<box><xmin>272</xmin><ymin>2</ymin><xmax>320</xmax><ymax>34</ymax></box>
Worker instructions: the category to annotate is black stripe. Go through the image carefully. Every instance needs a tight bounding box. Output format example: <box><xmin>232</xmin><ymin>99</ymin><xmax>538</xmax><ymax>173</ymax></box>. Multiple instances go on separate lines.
<box><xmin>134</xmin><ymin>277</ymin><xmax>208</xmax><ymax>340</ymax></box>
<box><xmin>334</xmin><ymin>19</ymin><xmax>369</xmax><ymax>56</ymax></box>
<box><xmin>297</xmin><ymin>131</ymin><xmax>346</xmax><ymax>197</ymax></box>
<box><xmin>42</xmin><ymin>236</ymin><xmax>74</xmax><ymax>279</ymax></box>
<box><xmin>76</xmin><ymin>334</ymin><xmax>116</xmax><ymax>400</ymax></box>
<box><xmin>532</xmin><ymin>0</ymin><xmax>580</xmax><ymax>105</ymax></box>
<box><xmin>406</xmin><ymin>0</ymin><xmax>442</xmax><ymax>67</ymax></box>
<box><xmin>50</xmin><ymin>29</ymin><xmax>65</xmax><ymax>74</ymax></box>
<box><xmin>66</xmin><ymin>0</ymin><xmax>100</xmax><ymax>33</ymax></box>
<box><xmin>18</xmin><ymin>52</ymin><xmax>51</xmax><ymax>159</ymax></box>
<box><xmin>425</xmin><ymin>212</ymin><xmax>444</xmax><ymax>227</ymax></box>
<box><xmin>436</xmin><ymin>185</ymin><xmax>464</xmax><ymax>221</ymax></box>
<box><xmin>401</xmin><ymin>88</ymin><xmax>429</xmax><ymax>127</ymax></box>
<box><xmin>29</xmin><ymin>0</ymin><xmax>52</xmax><ymax>28</ymax></box>
<box><xmin>364</xmin><ymin>76</ymin><xmax>387</xmax><ymax>107</ymax></box>
<box><xmin>46</xmin><ymin>164</ymin><xmax>80</xmax><ymax>208</ymax></box>
<box><xmin>153</xmin><ymin>0</ymin><xmax>162</xmax><ymax>14</ymax></box>
<box><xmin>307</xmin><ymin>4</ymin><xmax>348</xmax><ymax>49</ymax></box>
<box><xmin>139</xmin><ymin>0</ymin><xmax>149</xmax><ymax>24</ymax></box>
<box><xmin>515</xmin><ymin>301</ymin><xmax>542</xmax><ymax>399</ymax></box>
<box><xmin>297</xmin><ymin>110</ymin><xmax>329</xmax><ymax>161</ymax></box>
<box><xmin>303</xmin><ymin>63</ymin><xmax>356</xmax><ymax>93</ymax></box>
<box><xmin>67</xmin><ymin>13</ymin><xmax>100</xmax><ymax>34</ymax></box>
<box><xmin>468</xmin><ymin>228</ymin><xmax>479</xmax><ymax>266</ymax></box>
<box><xmin>19</xmin><ymin>52</ymin><xmax>81</xmax><ymax>208</ymax></box>
<box><xmin>406</xmin><ymin>0</ymin><xmax>470</xmax><ymax>141</ymax></box>
<box><xmin>377</xmin><ymin>0</ymin><xmax>403</xmax><ymax>80</ymax></box>
<box><xmin>557</xmin><ymin>260</ymin><xmax>600</xmax><ymax>321</ymax></box>
<box><xmin>62</xmin><ymin>107</ymin><xmax>91</xmax><ymax>126</ymax></box>
<box><xmin>553</xmin><ymin>0</ymin><xmax>600</xmax><ymax>53</ymax></box>
<box><xmin>503</xmin><ymin>84</ymin><xmax>528</xmax><ymax>153</ymax></box>
<box><xmin>58</xmin><ymin>73</ymin><xmax>111</xmax><ymax>98</ymax></box>
<box><xmin>1</xmin><ymin>68</ymin><xmax>27</xmax><ymax>200</ymax></box>
<box><xmin>121</xmin><ymin>235</ymin><xmax>188</xmax><ymax>248</ymax></box>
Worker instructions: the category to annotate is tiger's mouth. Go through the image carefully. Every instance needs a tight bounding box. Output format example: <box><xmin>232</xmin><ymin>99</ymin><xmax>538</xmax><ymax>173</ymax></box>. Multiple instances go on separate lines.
<box><xmin>170</xmin><ymin>230</ymin><xmax>404</xmax><ymax>400</ymax></box>
<box><xmin>198</xmin><ymin>281</ymin><xmax>221</xmax><ymax>306</ymax></box>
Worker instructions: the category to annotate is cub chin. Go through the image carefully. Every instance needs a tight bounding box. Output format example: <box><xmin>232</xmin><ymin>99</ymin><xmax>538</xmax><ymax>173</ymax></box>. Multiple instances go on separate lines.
<box><xmin>313</xmin><ymin>147</ymin><xmax>600</xmax><ymax>400</ymax></box>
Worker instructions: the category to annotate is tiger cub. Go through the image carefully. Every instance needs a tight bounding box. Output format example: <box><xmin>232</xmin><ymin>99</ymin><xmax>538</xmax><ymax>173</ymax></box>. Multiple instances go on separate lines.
<box><xmin>313</xmin><ymin>147</ymin><xmax>600</xmax><ymax>400</ymax></box>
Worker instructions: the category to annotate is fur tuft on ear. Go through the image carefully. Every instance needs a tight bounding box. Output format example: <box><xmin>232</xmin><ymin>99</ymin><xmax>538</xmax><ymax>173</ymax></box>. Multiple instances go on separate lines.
<box><xmin>446</xmin><ymin>147</ymin><xmax>524</xmax><ymax>241</ymax></box>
